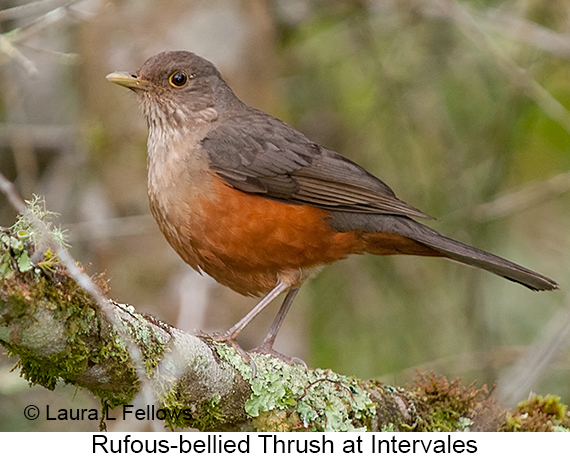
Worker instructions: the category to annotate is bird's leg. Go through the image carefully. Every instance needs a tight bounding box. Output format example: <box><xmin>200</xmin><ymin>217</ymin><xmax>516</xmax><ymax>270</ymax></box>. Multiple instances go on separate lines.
<box><xmin>255</xmin><ymin>287</ymin><xmax>299</xmax><ymax>350</ymax></box>
<box><xmin>251</xmin><ymin>287</ymin><xmax>307</xmax><ymax>367</ymax></box>
<box><xmin>202</xmin><ymin>281</ymin><xmax>289</xmax><ymax>362</ymax></box>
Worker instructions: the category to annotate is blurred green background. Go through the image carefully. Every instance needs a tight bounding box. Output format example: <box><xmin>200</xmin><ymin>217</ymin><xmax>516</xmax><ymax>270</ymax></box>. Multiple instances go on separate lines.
<box><xmin>0</xmin><ymin>0</ymin><xmax>569</xmax><ymax>431</ymax></box>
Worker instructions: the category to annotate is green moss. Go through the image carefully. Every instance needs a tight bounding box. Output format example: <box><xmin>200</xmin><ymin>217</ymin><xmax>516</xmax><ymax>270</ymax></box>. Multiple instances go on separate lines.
<box><xmin>518</xmin><ymin>395</ymin><xmax>567</xmax><ymax>420</ymax></box>
<box><xmin>190</xmin><ymin>395</ymin><xmax>227</xmax><ymax>430</ymax></box>
<box><xmin>0</xmin><ymin>241</ymin><xmax>141</xmax><ymax>407</ymax></box>
<box><xmin>1</xmin><ymin>278</ymin><xmax>92</xmax><ymax>388</ymax></box>
<box><xmin>410</xmin><ymin>373</ymin><xmax>493</xmax><ymax>432</ymax></box>
<box><xmin>5</xmin><ymin>344</ymin><xmax>65</xmax><ymax>390</ymax></box>
<box><xmin>501</xmin><ymin>395</ymin><xmax>570</xmax><ymax>432</ymax></box>
<box><xmin>159</xmin><ymin>385</ymin><xmax>230</xmax><ymax>431</ymax></box>
<box><xmin>1</xmin><ymin>218</ymin><xmax>173</xmax><ymax>407</ymax></box>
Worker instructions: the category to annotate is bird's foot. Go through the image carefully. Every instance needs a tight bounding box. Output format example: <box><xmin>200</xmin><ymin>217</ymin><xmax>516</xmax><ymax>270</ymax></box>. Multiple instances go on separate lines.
<box><xmin>197</xmin><ymin>330</ymin><xmax>256</xmax><ymax>374</ymax></box>
<box><xmin>250</xmin><ymin>342</ymin><xmax>307</xmax><ymax>369</ymax></box>
<box><xmin>197</xmin><ymin>330</ymin><xmax>307</xmax><ymax>376</ymax></box>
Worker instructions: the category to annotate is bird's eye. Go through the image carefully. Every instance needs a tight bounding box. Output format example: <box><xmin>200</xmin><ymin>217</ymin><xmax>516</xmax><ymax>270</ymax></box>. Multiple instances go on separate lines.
<box><xmin>169</xmin><ymin>71</ymin><xmax>189</xmax><ymax>88</ymax></box>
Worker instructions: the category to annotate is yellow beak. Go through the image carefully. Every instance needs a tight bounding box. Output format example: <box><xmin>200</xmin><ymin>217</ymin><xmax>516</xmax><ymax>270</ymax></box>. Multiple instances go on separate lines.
<box><xmin>106</xmin><ymin>72</ymin><xmax>150</xmax><ymax>90</ymax></box>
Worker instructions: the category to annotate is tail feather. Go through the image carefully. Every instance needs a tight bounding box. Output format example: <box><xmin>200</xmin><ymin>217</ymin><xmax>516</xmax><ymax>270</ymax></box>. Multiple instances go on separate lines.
<box><xmin>329</xmin><ymin>212</ymin><xmax>558</xmax><ymax>291</ymax></box>
<box><xmin>394</xmin><ymin>218</ymin><xmax>558</xmax><ymax>291</ymax></box>
<box><xmin>417</xmin><ymin>230</ymin><xmax>556</xmax><ymax>291</ymax></box>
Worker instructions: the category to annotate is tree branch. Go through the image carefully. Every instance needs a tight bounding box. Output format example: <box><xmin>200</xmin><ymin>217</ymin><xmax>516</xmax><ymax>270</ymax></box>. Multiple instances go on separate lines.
<box><xmin>0</xmin><ymin>233</ymin><xmax>380</xmax><ymax>431</ymax></box>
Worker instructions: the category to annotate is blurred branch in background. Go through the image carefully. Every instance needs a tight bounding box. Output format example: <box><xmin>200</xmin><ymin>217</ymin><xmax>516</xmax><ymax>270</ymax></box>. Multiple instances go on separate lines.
<box><xmin>0</xmin><ymin>0</ymin><xmax>83</xmax><ymax>76</ymax></box>
<box><xmin>498</xmin><ymin>296</ymin><xmax>570</xmax><ymax>407</ymax></box>
<box><xmin>0</xmin><ymin>0</ymin><xmax>95</xmax><ymax>213</ymax></box>
<box><xmin>481</xmin><ymin>7</ymin><xmax>570</xmax><ymax>58</ymax></box>
<box><xmin>419</xmin><ymin>0</ymin><xmax>570</xmax><ymax>135</ymax></box>
<box><xmin>475</xmin><ymin>170</ymin><xmax>570</xmax><ymax>221</ymax></box>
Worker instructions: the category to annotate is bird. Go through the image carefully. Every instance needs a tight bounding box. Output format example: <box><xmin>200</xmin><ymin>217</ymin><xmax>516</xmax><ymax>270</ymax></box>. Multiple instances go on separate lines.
<box><xmin>107</xmin><ymin>50</ymin><xmax>558</xmax><ymax>362</ymax></box>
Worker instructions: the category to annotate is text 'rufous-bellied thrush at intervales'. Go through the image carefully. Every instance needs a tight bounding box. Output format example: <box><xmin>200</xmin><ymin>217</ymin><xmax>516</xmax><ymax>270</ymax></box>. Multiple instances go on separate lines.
<box><xmin>107</xmin><ymin>51</ymin><xmax>558</xmax><ymax>363</ymax></box>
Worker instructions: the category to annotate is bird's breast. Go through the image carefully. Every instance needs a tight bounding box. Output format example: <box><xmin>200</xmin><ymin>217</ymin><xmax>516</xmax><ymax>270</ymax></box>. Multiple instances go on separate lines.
<box><xmin>146</xmin><ymin>126</ymin><xmax>215</xmax><ymax>267</ymax></box>
<box><xmin>145</xmin><ymin>127</ymin><xmax>364</xmax><ymax>296</ymax></box>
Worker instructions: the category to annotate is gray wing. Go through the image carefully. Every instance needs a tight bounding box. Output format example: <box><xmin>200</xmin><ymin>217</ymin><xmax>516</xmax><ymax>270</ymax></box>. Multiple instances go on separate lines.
<box><xmin>201</xmin><ymin>112</ymin><xmax>432</xmax><ymax>219</ymax></box>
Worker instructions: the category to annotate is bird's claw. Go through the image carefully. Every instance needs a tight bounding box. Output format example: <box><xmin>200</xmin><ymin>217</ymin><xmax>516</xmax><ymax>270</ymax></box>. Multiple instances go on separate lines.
<box><xmin>197</xmin><ymin>330</ymin><xmax>257</xmax><ymax>376</ymax></box>
<box><xmin>250</xmin><ymin>343</ymin><xmax>307</xmax><ymax>369</ymax></box>
<box><xmin>197</xmin><ymin>330</ymin><xmax>307</xmax><ymax>377</ymax></box>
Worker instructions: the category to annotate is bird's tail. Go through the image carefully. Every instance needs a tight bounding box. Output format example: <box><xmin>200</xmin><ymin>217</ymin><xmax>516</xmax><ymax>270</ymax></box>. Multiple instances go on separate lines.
<box><xmin>357</xmin><ymin>215</ymin><xmax>558</xmax><ymax>291</ymax></box>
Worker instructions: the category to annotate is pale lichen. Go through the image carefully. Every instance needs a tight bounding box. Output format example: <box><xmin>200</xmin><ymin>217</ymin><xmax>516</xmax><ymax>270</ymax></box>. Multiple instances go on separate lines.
<box><xmin>215</xmin><ymin>347</ymin><xmax>376</xmax><ymax>432</ymax></box>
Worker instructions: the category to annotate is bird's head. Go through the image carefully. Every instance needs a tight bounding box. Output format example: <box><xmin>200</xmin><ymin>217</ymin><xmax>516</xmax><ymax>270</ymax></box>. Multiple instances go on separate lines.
<box><xmin>107</xmin><ymin>51</ymin><xmax>233</xmax><ymax>130</ymax></box>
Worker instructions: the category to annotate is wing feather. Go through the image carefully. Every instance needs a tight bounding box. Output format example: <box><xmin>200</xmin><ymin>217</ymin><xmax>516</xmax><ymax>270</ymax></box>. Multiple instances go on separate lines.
<box><xmin>202</xmin><ymin>111</ymin><xmax>433</xmax><ymax>219</ymax></box>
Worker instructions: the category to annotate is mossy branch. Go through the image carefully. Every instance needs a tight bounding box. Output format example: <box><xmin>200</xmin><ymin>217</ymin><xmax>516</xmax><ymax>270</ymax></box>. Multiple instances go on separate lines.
<box><xmin>1</xmin><ymin>203</ymin><xmax>569</xmax><ymax>431</ymax></box>
<box><xmin>0</xmin><ymin>237</ymin><xmax>251</xmax><ymax>429</ymax></box>
<box><xmin>0</xmin><ymin>234</ymin><xmax>378</xmax><ymax>431</ymax></box>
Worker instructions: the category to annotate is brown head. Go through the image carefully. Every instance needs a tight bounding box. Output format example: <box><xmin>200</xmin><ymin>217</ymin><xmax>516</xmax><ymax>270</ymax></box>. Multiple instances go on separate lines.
<box><xmin>106</xmin><ymin>51</ymin><xmax>241</xmax><ymax>132</ymax></box>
